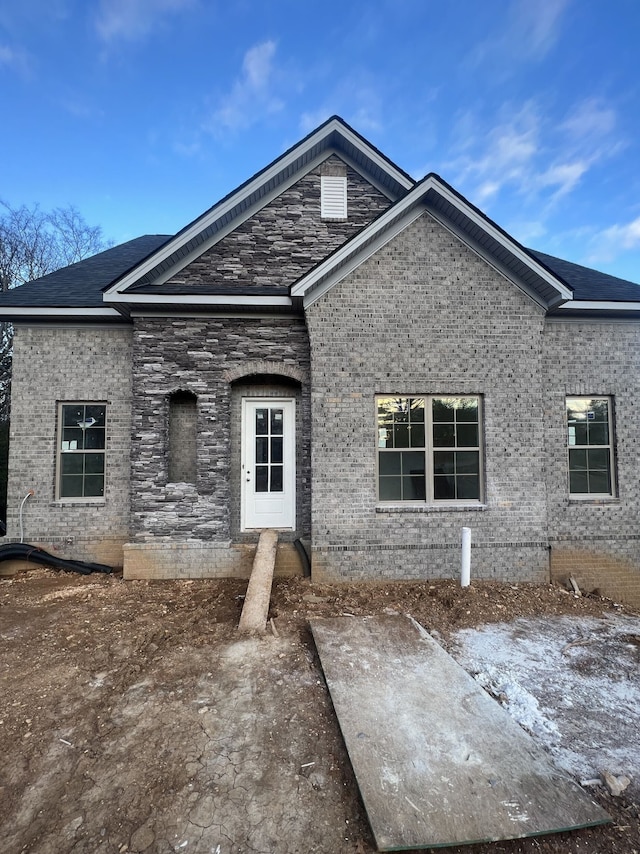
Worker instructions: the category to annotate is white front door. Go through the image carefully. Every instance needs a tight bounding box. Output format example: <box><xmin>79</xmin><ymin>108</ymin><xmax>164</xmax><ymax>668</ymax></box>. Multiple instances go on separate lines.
<box><xmin>241</xmin><ymin>398</ymin><xmax>296</xmax><ymax>530</ymax></box>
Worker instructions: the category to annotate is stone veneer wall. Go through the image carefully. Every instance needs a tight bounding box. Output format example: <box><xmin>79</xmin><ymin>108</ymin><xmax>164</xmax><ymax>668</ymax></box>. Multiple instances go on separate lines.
<box><xmin>129</xmin><ymin>316</ymin><xmax>311</xmax><ymax>548</ymax></box>
<box><xmin>543</xmin><ymin>319</ymin><xmax>640</xmax><ymax>606</ymax></box>
<box><xmin>2</xmin><ymin>324</ymin><xmax>133</xmax><ymax>567</ymax></box>
<box><xmin>165</xmin><ymin>156</ymin><xmax>393</xmax><ymax>291</ymax></box>
<box><xmin>305</xmin><ymin>213</ymin><xmax>550</xmax><ymax>582</ymax></box>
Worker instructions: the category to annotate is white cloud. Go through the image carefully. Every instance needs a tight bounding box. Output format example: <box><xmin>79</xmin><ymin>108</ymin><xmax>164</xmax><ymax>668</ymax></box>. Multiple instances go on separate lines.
<box><xmin>0</xmin><ymin>43</ymin><xmax>31</xmax><ymax>75</ymax></box>
<box><xmin>210</xmin><ymin>40</ymin><xmax>284</xmax><ymax>132</ymax></box>
<box><xmin>537</xmin><ymin>161</ymin><xmax>588</xmax><ymax>198</ymax></box>
<box><xmin>444</xmin><ymin>93</ymin><xmax>624</xmax><ymax>217</ymax></box>
<box><xmin>514</xmin><ymin>0</ymin><xmax>570</xmax><ymax>58</ymax></box>
<box><xmin>298</xmin><ymin>75</ymin><xmax>384</xmax><ymax>139</ymax></box>
<box><xmin>472</xmin><ymin>0</ymin><xmax>570</xmax><ymax>66</ymax></box>
<box><xmin>299</xmin><ymin>109</ymin><xmax>333</xmax><ymax>134</ymax></box>
<box><xmin>510</xmin><ymin>220</ymin><xmax>547</xmax><ymax>245</ymax></box>
<box><xmin>95</xmin><ymin>0</ymin><xmax>194</xmax><ymax>43</ymax></box>
<box><xmin>588</xmin><ymin>217</ymin><xmax>640</xmax><ymax>263</ymax></box>
<box><xmin>561</xmin><ymin>98</ymin><xmax>616</xmax><ymax>141</ymax></box>
<box><xmin>446</xmin><ymin>103</ymin><xmax>541</xmax><ymax>201</ymax></box>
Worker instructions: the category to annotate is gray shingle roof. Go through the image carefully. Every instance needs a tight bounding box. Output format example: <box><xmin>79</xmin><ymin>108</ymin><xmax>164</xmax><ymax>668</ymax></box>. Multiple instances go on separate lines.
<box><xmin>0</xmin><ymin>235</ymin><xmax>170</xmax><ymax>307</ymax></box>
<box><xmin>1</xmin><ymin>232</ymin><xmax>639</xmax><ymax>314</ymax></box>
<box><xmin>529</xmin><ymin>249</ymin><xmax>640</xmax><ymax>302</ymax></box>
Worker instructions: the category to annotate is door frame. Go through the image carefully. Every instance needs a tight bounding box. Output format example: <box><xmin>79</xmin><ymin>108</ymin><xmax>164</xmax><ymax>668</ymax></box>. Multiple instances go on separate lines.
<box><xmin>240</xmin><ymin>397</ymin><xmax>296</xmax><ymax>531</ymax></box>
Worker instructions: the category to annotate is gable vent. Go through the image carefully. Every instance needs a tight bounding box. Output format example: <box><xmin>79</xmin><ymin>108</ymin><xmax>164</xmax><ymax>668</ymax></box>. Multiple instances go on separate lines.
<box><xmin>321</xmin><ymin>175</ymin><xmax>347</xmax><ymax>220</ymax></box>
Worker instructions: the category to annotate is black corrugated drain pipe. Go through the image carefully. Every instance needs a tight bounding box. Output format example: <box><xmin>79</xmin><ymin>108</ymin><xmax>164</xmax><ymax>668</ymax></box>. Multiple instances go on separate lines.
<box><xmin>294</xmin><ymin>538</ymin><xmax>311</xmax><ymax>578</ymax></box>
<box><xmin>0</xmin><ymin>543</ymin><xmax>113</xmax><ymax>575</ymax></box>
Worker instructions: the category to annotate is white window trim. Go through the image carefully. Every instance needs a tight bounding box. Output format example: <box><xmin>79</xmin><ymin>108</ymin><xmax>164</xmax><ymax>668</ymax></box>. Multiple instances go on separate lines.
<box><xmin>321</xmin><ymin>175</ymin><xmax>347</xmax><ymax>220</ymax></box>
<box><xmin>566</xmin><ymin>396</ymin><xmax>616</xmax><ymax>499</ymax></box>
<box><xmin>376</xmin><ymin>395</ymin><xmax>484</xmax><ymax>506</ymax></box>
<box><xmin>56</xmin><ymin>402</ymin><xmax>108</xmax><ymax>502</ymax></box>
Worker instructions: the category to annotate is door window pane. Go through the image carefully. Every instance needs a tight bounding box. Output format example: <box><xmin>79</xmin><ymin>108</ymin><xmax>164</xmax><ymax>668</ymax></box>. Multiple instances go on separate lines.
<box><xmin>255</xmin><ymin>466</ymin><xmax>269</xmax><ymax>492</ymax></box>
<box><xmin>271</xmin><ymin>408</ymin><xmax>284</xmax><ymax>435</ymax></box>
<box><xmin>271</xmin><ymin>466</ymin><xmax>283</xmax><ymax>492</ymax></box>
<box><xmin>251</xmin><ymin>405</ymin><xmax>288</xmax><ymax>496</ymax></box>
<box><xmin>255</xmin><ymin>409</ymin><xmax>268</xmax><ymax>435</ymax></box>
<box><xmin>255</xmin><ymin>437</ymin><xmax>268</xmax><ymax>464</ymax></box>
<box><xmin>271</xmin><ymin>437</ymin><xmax>283</xmax><ymax>464</ymax></box>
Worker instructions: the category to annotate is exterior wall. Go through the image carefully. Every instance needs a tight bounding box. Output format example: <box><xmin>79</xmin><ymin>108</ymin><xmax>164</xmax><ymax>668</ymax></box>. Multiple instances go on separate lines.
<box><xmin>2</xmin><ymin>324</ymin><xmax>133</xmax><ymax>567</ymax></box>
<box><xmin>123</xmin><ymin>540</ymin><xmax>305</xmax><ymax>580</ymax></box>
<box><xmin>128</xmin><ymin>316</ymin><xmax>311</xmax><ymax>556</ymax></box>
<box><xmin>543</xmin><ymin>319</ymin><xmax>640</xmax><ymax>607</ymax></box>
<box><xmin>305</xmin><ymin>213</ymin><xmax>550</xmax><ymax>582</ymax></box>
<box><xmin>165</xmin><ymin>156</ymin><xmax>392</xmax><ymax>291</ymax></box>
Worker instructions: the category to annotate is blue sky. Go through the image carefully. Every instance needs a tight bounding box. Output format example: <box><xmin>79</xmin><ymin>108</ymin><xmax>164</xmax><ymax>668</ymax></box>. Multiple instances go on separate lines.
<box><xmin>1</xmin><ymin>0</ymin><xmax>640</xmax><ymax>282</ymax></box>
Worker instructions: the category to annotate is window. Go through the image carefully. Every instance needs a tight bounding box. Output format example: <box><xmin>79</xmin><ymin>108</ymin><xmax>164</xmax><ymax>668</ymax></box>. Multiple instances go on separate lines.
<box><xmin>566</xmin><ymin>397</ymin><xmax>615</xmax><ymax>496</ymax></box>
<box><xmin>57</xmin><ymin>403</ymin><xmax>106</xmax><ymax>499</ymax></box>
<box><xmin>377</xmin><ymin>396</ymin><xmax>482</xmax><ymax>503</ymax></box>
<box><xmin>321</xmin><ymin>175</ymin><xmax>347</xmax><ymax>219</ymax></box>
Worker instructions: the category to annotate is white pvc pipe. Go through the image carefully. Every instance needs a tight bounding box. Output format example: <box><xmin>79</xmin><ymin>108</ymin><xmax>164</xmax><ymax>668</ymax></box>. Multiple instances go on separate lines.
<box><xmin>461</xmin><ymin>527</ymin><xmax>471</xmax><ymax>587</ymax></box>
<box><xmin>19</xmin><ymin>490</ymin><xmax>35</xmax><ymax>544</ymax></box>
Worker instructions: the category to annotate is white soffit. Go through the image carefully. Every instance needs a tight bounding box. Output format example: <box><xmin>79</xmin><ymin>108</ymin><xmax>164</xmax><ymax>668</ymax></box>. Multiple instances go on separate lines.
<box><xmin>103</xmin><ymin>293</ymin><xmax>292</xmax><ymax>307</ymax></box>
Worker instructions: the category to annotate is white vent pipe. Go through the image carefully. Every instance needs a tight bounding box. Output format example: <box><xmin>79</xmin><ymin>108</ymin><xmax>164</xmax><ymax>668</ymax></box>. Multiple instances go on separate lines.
<box><xmin>461</xmin><ymin>527</ymin><xmax>471</xmax><ymax>587</ymax></box>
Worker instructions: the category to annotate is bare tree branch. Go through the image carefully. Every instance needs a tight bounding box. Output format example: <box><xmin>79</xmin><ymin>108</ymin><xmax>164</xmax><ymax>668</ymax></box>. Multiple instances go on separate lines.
<box><xmin>0</xmin><ymin>201</ymin><xmax>112</xmax><ymax>424</ymax></box>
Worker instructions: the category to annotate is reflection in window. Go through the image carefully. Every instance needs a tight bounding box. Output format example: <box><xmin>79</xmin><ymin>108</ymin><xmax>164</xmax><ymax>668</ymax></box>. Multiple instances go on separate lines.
<box><xmin>58</xmin><ymin>403</ymin><xmax>106</xmax><ymax>498</ymax></box>
<box><xmin>377</xmin><ymin>396</ymin><xmax>482</xmax><ymax>503</ymax></box>
<box><xmin>566</xmin><ymin>397</ymin><xmax>614</xmax><ymax>496</ymax></box>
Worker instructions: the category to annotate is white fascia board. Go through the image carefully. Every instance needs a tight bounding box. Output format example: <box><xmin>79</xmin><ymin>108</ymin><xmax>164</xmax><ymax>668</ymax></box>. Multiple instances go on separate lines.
<box><xmin>150</xmin><ymin>148</ymin><xmax>336</xmax><ymax>287</ymax></box>
<box><xmin>151</xmin><ymin>146</ymin><xmax>408</xmax><ymax>289</ymax></box>
<box><xmin>129</xmin><ymin>311</ymin><xmax>295</xmax><ymax>319</ymax></box>
<box><xmin>291</xmin><ymin>189</ymin><xmax>425</xmax><ymax>299</ymax></box>
<box><xmin>292</xmin><ymin>175</ymin><xmax>573</xmax><ymax>305</ymax></box>
<box><xmin>300</xmin><ymin>208</ymin><xmax>424</xmax><ymax>308</ymax></box>
<box><xmin>104</xmin><ymin>293</ymin><xmax>292</xmax><ymax>307</ymax></box>
<box><xmin>13</xmin><ymin>321</ymin><xmax>131</xmax><ymax>329</ymax></box>
<box><xmin>105</xmin><ymin>120</ymin><xmax>412</xmax><ymax>297</ymax></box>
<box><xmin>558</xmin><ymin>300</ymin><xmax>640</xmax><ymax>311</ymax></box>
<box><xmin>333</xmin><ymin>123</ymin><xmax>414</xmax><ymax>191</ymax></box>
<box><xmin>431</xmin><ymin>182</ymin><xmax>574</xmax><ymax>302</ymax></box>
<box><xmin>0</xmin><ymin>306</ymin><xmax>122</xmax><ymax>318</ymax></box>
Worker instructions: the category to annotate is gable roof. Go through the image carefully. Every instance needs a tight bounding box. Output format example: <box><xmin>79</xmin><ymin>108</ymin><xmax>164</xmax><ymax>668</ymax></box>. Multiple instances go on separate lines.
<box><xmin>291</xmin><ymin>173</ymin><xmax>575</xmax><ymax>310</ymax></box>
<box><xmin>0</xmin><ymin>235</ymin><xmax>170</xmax><ymax>320</ymax></box>
<box><xmin>102</xmin><ymin>116</ymin><xmax>415</xmax><ymax>307</ymax></box>
<box><xmin>0</xmin><ymin>117</ymin><xmax>639</xmax><ymax>322</ymax></box>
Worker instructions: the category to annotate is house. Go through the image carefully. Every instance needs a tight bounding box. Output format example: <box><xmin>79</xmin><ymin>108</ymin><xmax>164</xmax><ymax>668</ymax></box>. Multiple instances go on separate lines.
<box><xmin>2</xmin><ymin>116</ymin><xmax>640</xmax><ymax>603</ymax></box>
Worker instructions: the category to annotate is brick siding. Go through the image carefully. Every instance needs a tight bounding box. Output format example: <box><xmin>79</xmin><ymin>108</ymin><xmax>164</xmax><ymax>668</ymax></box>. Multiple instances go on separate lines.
<box><xmin>3</xmin><ymin>325</ymin><xmax>133</xmax><ymax>567</ymax></box>
<box><xmin>306</xmin><ymin>212</ymin><xmax>551</xmax><ymax>581</ymax></box>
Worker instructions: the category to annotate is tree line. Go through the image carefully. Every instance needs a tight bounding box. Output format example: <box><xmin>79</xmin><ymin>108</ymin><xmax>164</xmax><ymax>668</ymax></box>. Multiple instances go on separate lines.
<box><xmin>0</xmin><ymin>201</ymin><xmax>111</xmax><ymax>521</ymax></box>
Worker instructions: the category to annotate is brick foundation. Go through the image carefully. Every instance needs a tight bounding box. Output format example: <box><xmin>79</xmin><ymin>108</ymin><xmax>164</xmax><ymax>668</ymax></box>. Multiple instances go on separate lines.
<box><xmin>123</xmin><ymin>540</ymin><xmax>305</xmax><ymax>580</ymax></box>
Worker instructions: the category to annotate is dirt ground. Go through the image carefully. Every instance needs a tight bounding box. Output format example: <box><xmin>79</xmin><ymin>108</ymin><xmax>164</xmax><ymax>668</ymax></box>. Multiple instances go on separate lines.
<box><xmin>1</xmin><ymin>569</ymin><xmax>638</xmax><ymax>854</ymax></box>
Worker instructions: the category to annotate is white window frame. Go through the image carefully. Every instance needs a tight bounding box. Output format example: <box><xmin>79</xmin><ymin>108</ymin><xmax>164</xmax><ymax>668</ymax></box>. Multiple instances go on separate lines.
<box><xmin>321</xmin><ymin>175</ymin><xmax>347</xmax><ymax>220</ymax></box>
<box><xmin>376</xmin><ymin>395</ymin><xmax>484</xmax><ymax>505</ymax></box>
<box><xmin>566</xmin><ymin>396</ymin><xmax>615</xmax><ymax>498</ymax></box>
<box><xmin>56</xmin><ymin>402</ymin><xmax>107</xmax><ymax>502</ymax></box>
